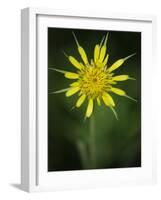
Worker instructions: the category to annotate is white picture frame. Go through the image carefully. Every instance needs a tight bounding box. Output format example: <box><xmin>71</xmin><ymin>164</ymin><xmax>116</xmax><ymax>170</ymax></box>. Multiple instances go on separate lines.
<box><xmin>21</xmin><ymin>7</ymin><xmax>157</xmax><ymax>192</ymax></box>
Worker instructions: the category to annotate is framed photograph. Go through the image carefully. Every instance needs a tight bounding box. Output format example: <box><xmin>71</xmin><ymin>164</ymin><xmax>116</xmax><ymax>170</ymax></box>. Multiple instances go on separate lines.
<box><xmin>21</xmin><ymin>8</ymin><xmax>156</xmax><ymax>192</ymax></box>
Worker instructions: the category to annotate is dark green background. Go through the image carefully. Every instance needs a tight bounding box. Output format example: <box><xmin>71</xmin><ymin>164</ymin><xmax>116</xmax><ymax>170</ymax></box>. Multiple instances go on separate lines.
<box><xmin>48</xmin><ymin>28</ymin><xmax>141</xmax><ymax>171</ymax></box>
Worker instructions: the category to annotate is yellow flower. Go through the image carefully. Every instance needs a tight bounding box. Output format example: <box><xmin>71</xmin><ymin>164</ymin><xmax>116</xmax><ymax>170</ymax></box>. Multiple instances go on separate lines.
<box><xmin>51</xmin><ymin>32</ymin><xmax>137</xmax><ymax>119</ymax></box>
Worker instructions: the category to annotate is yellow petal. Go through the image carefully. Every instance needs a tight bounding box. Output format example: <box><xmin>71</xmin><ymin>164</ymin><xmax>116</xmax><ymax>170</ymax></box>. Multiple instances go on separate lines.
<box><xmin>111</xmin><ymin>87</ymin><xmax>126</xmax><ymax>96</ymax></box>
<box><xmin>95</xmin><ymin>60</ymin><xmax>104</xmax><ymax>68</ymax></box>
<box><xmin>107</xmin><ymin>80</ymin><xmax>117</xmax><ymax>85</ymax></box>
<box><xmin>70</xmin><ymin>81</ymin><xmax>80</xmax><ymax>87</ymax></box>
<box><xmin>76</xmin><ymin>94</ymin><xmax>86</xmax><ymax>107</ymax></box>
<box><xmin>102</xmin><ymin>93</ymin><xmax>115</xmax><ymax>107</ymax></box>
<box><xmin>103</xmin><ymin>53</ymin><xmax>109</xmax><ymax>66</ymax></box>
<box><xmin>123</xmin><ymin>53</ymin><xmax>136</xmax><ymax>61</ymax></box>
<box><xmin>86</xmin><ymin>99</ymin><xmax>93</xmax><ymax>118</ymax></box>
<box><xmin>99</xmin><ymin>33</ymin><xmax>109</xmax><ymax>62</ymax></box>
<box><xmin>94</xmin><ymin>44</ymin><xmax>100</xmax><ymax>62</ymax></box>
<box><xmin>108</xmin><ymin>53</ymin><xmax>136</xmax><ymax>73</ymax></box>
<box><xmin>79</xmin><ymin>62</ymin><xmax>85</xmax><ymax>69</ymax></box>
<box><xmin>69</xmin><ymin>56</ymin><xmax>83</xmax><ymax>70</ymax></box>
<box><xmin>78</xmin><ymin>46</ymin><xmax>89</xmax><ymax>64</ymax></box>
<box><xmin>112</xmin><ymin>75</ymin><xmax>129</xmax><ymax>81</ymax></box>
<box><xmin>99</xmin><ymin>46</ymin><xmax>106</xmax><ymax>62</ymax></box>
<box><xmin>97</xmin><ymin>97</ymin><xmax>101</xmax><ymax>106</ymax></box>
<box><xmin>66</xmin><ymin>87</ymin><xmax>80</xmax><ymax>97</ymax></box>
<box><xmin>72</xmin><ymin>32</ymin><xmax>89</xmax><ymax>65</ymax></box>
<box><xmin>108</xmin><ymin>59</ymin><xmax>124</xmax><ymax>73</ymax></box>
<box><xmin>65</xmin><ymin>72</ymin><xmax>79</xmax><ymax>79</ymax></box>
<box><xmin>91</xmin><ymin>59</ymin><xmax>94</xmax><ymax>65</ymax></box>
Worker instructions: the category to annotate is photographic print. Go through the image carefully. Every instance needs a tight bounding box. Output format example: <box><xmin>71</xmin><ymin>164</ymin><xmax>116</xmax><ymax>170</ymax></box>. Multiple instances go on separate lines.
<box><xmin>48</xmin><ymin>28</ymin><xmax>141</xmax><ymax>171</ymax></box>
<box><xmin>21</xmin><ymin>9</ymin><xmax>155</xmax><ymax>191</ymax></box>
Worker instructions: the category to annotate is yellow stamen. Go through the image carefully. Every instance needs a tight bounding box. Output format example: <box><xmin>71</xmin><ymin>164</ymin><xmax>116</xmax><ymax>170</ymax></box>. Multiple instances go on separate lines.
<box><xmin>76</xmin><ymin>94</ymin><xmax>86</xmax><ymax>107</ymax></box>
<box><xmin>86</xmin><ymin>99</ymin><xmax>93</xmax><ymax>118</ymax></box>
<box><xmin>66</xmin><ymin>87</ymin><xmax>80</xmax><ymax>97</ymax></box>
<box><xmin>65</xmin><ymin>72</ymin><xmax>79</xmax><ymax>79</ymax></box>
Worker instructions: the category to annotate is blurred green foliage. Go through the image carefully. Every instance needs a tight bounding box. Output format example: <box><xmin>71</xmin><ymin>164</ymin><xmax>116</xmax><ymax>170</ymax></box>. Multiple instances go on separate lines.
<box><xmin>48</xmin><ymin>28</ymin><xmax>141</xmax><ymax>171</ymax></box>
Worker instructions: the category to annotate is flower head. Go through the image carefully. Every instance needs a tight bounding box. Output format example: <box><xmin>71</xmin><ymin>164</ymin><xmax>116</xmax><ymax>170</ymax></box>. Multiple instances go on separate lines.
<box><xmin>51</xmin><ymin>32</ymin><xmax>136</xmax><ymax>119</ymax></box>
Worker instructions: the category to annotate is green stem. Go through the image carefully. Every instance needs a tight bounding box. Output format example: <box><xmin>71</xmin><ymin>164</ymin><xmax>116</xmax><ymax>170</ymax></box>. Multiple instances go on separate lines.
<box><xmin>77</xmin><ymin>140</ymin><xmax>89</xmax><ymax>169</ymax></box>
<box><xmin>89</xmin><ymin>115</ymin><xmax>96</xmax><ymax>168</ymax></box>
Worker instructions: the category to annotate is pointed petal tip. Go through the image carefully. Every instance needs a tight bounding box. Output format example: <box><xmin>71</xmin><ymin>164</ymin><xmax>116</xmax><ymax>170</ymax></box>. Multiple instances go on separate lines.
<box><xmin>48</xmin><ymin>67</ymin><xmax>67</xmax><ymax>74</ymax></box>
<box><xmin>110</xmin><ymin>106</ymin><xmax>119</xmax><ymax>120</ymax></box>
<box><xmin>129</xmin><ymin>77</ymin><xmax>136</xmax><ymax>81</ymax></box>
<box><xmin>124</xmin><ymin>53</ymin><xmax>136</xmax><ymax>61</ymax></box>
<box><xmin>104</xmin><ymin>32</ymin><xmax>109</xmax><ymax>46</ymax></box>
<box><xmin>72</xmin><ymin>31</ymin><xmax>80</xmax><ymax>47</ymax></box>
<box><xmin>100</xmin><ymin>32</ymin><xmax>109</xmax><ymax>47</ymax></box>
<box><xmin>100</xmin><ymin>35</ymin><xmax>105</xmax><ymax>46</ymax></box>
<box><xmin>62</xmin><ymin>50</ymin><xmax>68</xmax><ymax>58</ymax></box>
<box><xmin>71</xmin><ymin>106</ymin><xmax>75</xmax><ymax>111</ymax></box>
<box><xmin>83</xmin><ymin>115</ymin><xmax>87</xmax><ymax>121</ymax></box>
<box><xmin>125</xmin><ymin>95</ymin><xmax>137</xmax><ymax>102</ymax></box>
<box><xmin>49</xmin><ymin>88</ymin><xmax>69</xmax><ymax>94</ymax></box>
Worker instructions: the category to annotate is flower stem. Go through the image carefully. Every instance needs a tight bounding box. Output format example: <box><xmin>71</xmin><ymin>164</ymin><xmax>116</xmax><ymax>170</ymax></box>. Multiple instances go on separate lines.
<box><xmin>77</xmin><ymin>140</ymin><xmax>89</xmax><ymax>169</ymax></box>
<box><xmin>89</xmin><ymin>115</ymin><xmax>96</xmax><ymax>168</ymax></box>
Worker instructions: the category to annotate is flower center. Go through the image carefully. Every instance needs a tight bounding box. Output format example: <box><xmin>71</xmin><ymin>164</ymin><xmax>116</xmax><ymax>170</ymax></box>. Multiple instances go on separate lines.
<box><xmin>79</xmin><ymin>66</ymin><xmax>111</xmax><ymax>98</ymax></box>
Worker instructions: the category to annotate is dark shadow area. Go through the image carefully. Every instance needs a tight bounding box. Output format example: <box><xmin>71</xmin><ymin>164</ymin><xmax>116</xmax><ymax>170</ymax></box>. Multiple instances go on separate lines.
<box><xmin>10</xmin><ymin>183</ymin><xmax>25</xmax><ymax>192</ymax></box>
